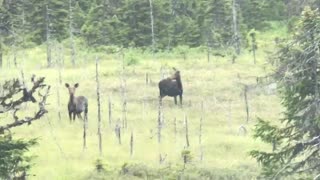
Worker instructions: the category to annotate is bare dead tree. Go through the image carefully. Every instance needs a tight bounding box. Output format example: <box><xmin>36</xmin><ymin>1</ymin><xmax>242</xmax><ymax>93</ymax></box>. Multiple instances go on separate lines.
<box><xmin>185</xmin><ymin>114</ymin><xmax>189</xmax><ymax>147</ymax></box>
<box><xmin>120</xmin><ymin>50</ymin><xmax>127</xmax><ymax>129</ymax></box>
<box><xmin>130</xmin><ymin>131</ymin><xmax>133</xmax><ymax>156</ymax></box>
<box><xmin>232</xmin><ymin>0</ymin><xmax>241</xmax><ymax>55</ymax></box>
<box><xmin>69</xmin><ymin>0</ymin><xmax>76</xmax><ymax>67</ymax></box>
<box><xmin>0</xmin><ymin>40</ymin><xmax>2</xmax><ymax>68</ymax></box>
<box><xmin>157</xmin><ymin>98</ymin><xmax>162</xmax><ymax>143</ymax></box>
<box><xmin>149</xmin><ymin>0</ymin><xmax>155</xmax><ymax>54</ymax></box>
<box><xmin>249</xmin><ymin>31</ymin><xmax>257</xmax><ymax>64</ymax></box>
<box><xmin>174</xmin><ymin>117</ymin><xmax>177</xmax><ymax>143</ymax></box>
<box><xmin>244</xmin><ymin>85</ymin><xmax>249</xmax><ymax>123</ymax></box>
<box><xmin>115</xmin><ymin>122</ymin><xmax>121</xmax><ymax>145</ymax></box>
<box><xmin>199</xmin><ymin>101</ymin><xmax>204</xmax><ymax>161</ymax></box>
<box><xmin>0</xmin><ymin>76</ymin><xmax>50</xmax><ymax>133</ymax></box>
<box><xmin>11</xmin><ymin>25</ymin><xmax>18</xmax><ymax>68</ymax></box>
<box><xmin>56</xmin><ymin>48</ymin><xmax>63</xmax><ymax>121</ymax></box>
<box><xmin>146</xmin><ymin>72</ymin><xmax>149</xmax><ymax>85</ymax></box>
<box><xmin>46</xmin><ymin>4</ymin><xmax>52</xmax><ymax>67</ymax></box>
<box><xmin>108</xmin><ymin>96</ymin><xmax>112</xmax><ymax>127</ymax></box>
<box><xmin>96</xmin><ymin>57</ymin><xmax>102</xmax><ymax>155</ymax></box>
<box><xmin>227</xmin><ymin>99</ymin><xmax>232</xmax><ymax>133</ymax></box>
<box><xmin>238</xmin><ymin>124</ymin><xmax>247</xmax><ymax>136</ymax></box>
<box><xmin>207</xmin><ymin>41</ymin><xmax>211</xmax><ymax>63</ymax></box>
<box><xmin>20</xmin><ymin>69</ymin><xmax>25</xmax><ymax>86</ymax></box>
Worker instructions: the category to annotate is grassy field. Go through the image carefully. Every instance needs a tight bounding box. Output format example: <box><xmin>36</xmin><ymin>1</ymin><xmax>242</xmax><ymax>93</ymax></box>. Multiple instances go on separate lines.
<box><xmin>0</xmin><ymin>23</ymin><xmax>287</xmax><ymax>179</ymax></box>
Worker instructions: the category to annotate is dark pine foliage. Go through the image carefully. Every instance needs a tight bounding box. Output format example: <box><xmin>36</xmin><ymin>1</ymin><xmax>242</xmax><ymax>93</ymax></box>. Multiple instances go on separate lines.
<box><xmin>0</xmin><ymin>135</ymin><xmax>37</xmax><ymax>179</ymax></box>
<box><xmin>250</xmin><ymin>7</ymin><xmax>320</xmax><ymax>179</ymax></box>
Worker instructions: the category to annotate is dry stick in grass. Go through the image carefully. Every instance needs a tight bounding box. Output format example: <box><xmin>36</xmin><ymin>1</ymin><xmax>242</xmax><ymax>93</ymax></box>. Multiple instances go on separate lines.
<box><xmin>158</xmin><ymin>97</ymin><xmax>163</xmax><ymax>164</ymax></box>
<box><xmin>108</xmin><ymin>96</ymin><xmax>112</xmax><ymax>127</ymax></box>
<box><xmin>146</xmin><ymin>72</ymin><xmax>149</xmax><ymax>85</ymax></box>
<box><xmin>130</xmin><ymin>131</ymin><xmax>133</xmax><ymax>156</ymax></box>
<box><xmin>158</xmin><ymin>97</ymin><xmax>162</xmax><ymax>143</ymax></box>
<box><xmin>83</xmin><ymin>116</ymin><xmax>87</xmax><ymax>150</ymax></box>
<box><xmin>115</xmin><ymin>122</ymin><xmax>121</xmax><ymax>145</ymax></box>
<box><xmin>56</xmin><ymin>49</ymin><xmax>63</xmax><ymax>122</ymax></box>
<box><xmin>207</xmin><ymin>41</ymin><xmax>211</xmax><ymax>63</ymax></box>
<box><xmin>96</xmin><ymin>57</ymin><xmax>102</xmax><ymax>155</ymax></box>
<box><xmin>244</xmin><ymin>85</ymin><xmax>249</xmax><ymax>123</ymax></box>
<box><xmin>199</xmin><ymin>101</ymin><xmax>204</xmax><ymax>161</ymax></box>
<box><xmin>174</xmin><ymin>117</ymin><xmax>177</xmax><ymax>143</ymax></box>
<box><xmin>12</xmin><ymin>41</ymin><xmax>17</xmax><ymax>68</ymax></box>
<box><xmin>185</xmin><ymin>114</ymin><xmax>190</xmax><ymax>148</ymax></box>
<box><xmin>227</xmin><ymin>99</ymin><xmax>232</xmax><ymax>133</ymax></box>
<box><xmin>56</xmin><ymin>80</ymin><xmax>62</xmax><ymax>121</ymax></box>
<box><xmin>20</xmin><ymin>69</ymin><xmax>25</xmax><ymax>86</ymax></box>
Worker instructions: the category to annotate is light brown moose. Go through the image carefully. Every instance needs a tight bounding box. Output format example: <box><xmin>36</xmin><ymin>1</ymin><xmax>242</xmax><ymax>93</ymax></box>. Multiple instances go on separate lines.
<box><xmin>65</xmin><ymin>83</ymin><xmax>88</xmax><ymax>122</ymax></box>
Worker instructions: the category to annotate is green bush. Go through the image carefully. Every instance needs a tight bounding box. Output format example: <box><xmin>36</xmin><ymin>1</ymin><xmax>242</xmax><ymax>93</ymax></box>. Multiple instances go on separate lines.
<box><xmin>0</xmin><ymin>135</ymin><xmax>37</xmax><ymax>179</ymax></box>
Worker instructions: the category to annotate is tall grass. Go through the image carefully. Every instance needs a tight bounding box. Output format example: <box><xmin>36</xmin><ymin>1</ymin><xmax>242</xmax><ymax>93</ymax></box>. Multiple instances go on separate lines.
<box><xmin>0</xmin><ymin>24</ymin><xmax>286</xmax><ymax>179</ymax></box>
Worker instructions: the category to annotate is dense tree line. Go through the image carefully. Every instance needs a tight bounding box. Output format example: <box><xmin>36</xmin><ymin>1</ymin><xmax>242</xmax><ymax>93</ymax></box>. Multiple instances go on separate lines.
<box><xmin>0</xmin><ymin>0</ymin><xmax>320</xmax><ymax>62</ymax></box>
<box><xmin>0</xmin><ymin>0</ymin><xmax>317</xmax><ymax>49</ymax></box>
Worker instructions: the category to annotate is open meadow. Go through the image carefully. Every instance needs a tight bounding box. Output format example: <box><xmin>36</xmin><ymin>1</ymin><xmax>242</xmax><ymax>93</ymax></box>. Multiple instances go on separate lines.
<box><xmin>0</xmin><ymin>24</ymin><xmax>286</xmax><ymax>179</ymax></box>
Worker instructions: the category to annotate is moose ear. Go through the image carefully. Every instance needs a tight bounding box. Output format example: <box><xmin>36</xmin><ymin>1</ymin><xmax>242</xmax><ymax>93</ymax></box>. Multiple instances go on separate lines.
<box><xmin>172</xmin><ymin>67</ymin><xmax>177</xmax><ymax>71</ymax></box>
<box><xmin>65</xmin><ymin>83</ymin><xmax>70</xmax><ymax>88</ymax></box>
<box><xmin>74</xmin><ymin>83</ymin><xmax>79</xmax><ymax>88</ymax></box>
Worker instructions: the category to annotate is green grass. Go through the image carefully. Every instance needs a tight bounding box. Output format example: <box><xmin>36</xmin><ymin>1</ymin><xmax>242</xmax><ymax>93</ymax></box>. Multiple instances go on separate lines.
<box><xmin>0</xmin><ymin>25</ymin><xmax>286</xmax><ymax>179</ymax></box>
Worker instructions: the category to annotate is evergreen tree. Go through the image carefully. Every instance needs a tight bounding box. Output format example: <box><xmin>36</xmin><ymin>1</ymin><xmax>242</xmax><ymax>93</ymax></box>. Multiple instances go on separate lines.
<box><xmin>251</xmin><ymin>7</ymin><xmax>320</xmax><ymax>179</ymax></box>
<box><xmin>25</xmin><ymin>0</ymin><xmax>68</xmax><ymax>44</ymax></box>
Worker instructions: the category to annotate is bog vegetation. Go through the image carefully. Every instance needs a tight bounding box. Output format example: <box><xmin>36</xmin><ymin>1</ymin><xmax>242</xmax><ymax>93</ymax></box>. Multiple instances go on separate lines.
<box><xmin>1</xmin><ymin>0</ymin><xmax>320</xmax><ymax>179</ymax></box>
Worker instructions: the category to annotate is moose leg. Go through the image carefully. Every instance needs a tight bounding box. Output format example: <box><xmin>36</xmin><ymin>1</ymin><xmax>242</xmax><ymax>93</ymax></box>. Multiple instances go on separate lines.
<box><xmin>73</xmin><ymin>113</ymin><xmax>76</xmax><ymax>121</ymax></box>
<box><xmin>179</xmin><ymin>95</ymin><xmax>183</xmax><ymax>106</ymax></box>
<box><xmin>174</xmin><ymin>96</ymin><xmax>177</xmax><ymax>105</ymax></box>
<box><xmin>77</xmin><ymin>113</ymin><xmax>83</xmax><ymax>120</ymax></box>
<box><xmin>68</xmin><ymin>112</ymin><xmax>72</xmax><ymax>122</ymax></box>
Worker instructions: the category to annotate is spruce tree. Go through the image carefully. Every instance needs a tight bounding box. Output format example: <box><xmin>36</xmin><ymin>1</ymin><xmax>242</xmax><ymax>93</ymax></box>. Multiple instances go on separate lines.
<box><xmin>251</xmin><ymin>7</ymin><xmax>320</xmax><ymax>179</ymax></box>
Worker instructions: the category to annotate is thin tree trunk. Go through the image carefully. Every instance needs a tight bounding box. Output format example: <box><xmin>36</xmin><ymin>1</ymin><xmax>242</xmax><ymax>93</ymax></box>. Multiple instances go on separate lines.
<box><xmin>130</xmin><ymin>131</ymin><xmax>133</xmax><ymax>156</ymax></box>
<box><xmin>69</xmin><ymin>0</ymin><xmax>76</xmax><ymax>67</ymax></box>
<box><xmin>12</xmin><ymin>27</ymin><xmax>18</xmax><ymax>68</ymax></box>
<box><xmin>185</xmin><ymin>114</ymin><xmax>189</xmax><ymax>147</ymax></box>
<box><xmin>149</xmin><ymin>0</ymin><xmax>155</xmax><ymax>54</ymax></box>
<box><xmin>199</xmin><ymin>102</ymin><xmax>204</xmax><ymax>161</ymax></box>
<box><xmin>121</xmin><ymin>51</ymin><xmax>127</xmax><ymax>129</ymax></box>
<box><xmin>252</xmin><ymin>45</ymin><xmax>256</xmax><ymax>64</ymax></box>
<box><xmin>46</xmin><ymin>5</ymin><xmax>52</xmax><ymax>67</ymax></box>
<box><xmin>174</xmin><ymin>117</ymin><xmax>177</xmax><ymax>143</ymax></box>
<box><xmin>56</xmin><ymin>84</ymin><xmax>62</xmax><ymax>122</ymax></box>
<box><xmin>83</xmin><ymin>118</ymin><xmax>87</xmax><ymax>150</ymax></box>
<box><xmin>0</xmin><ymin>44</ymin><xmax>3</xmax><ymax>69</ymax></box>
<box><xmin>207</xmin><ymin>41</ymin><xmax>211</xmax><ymax>63</ymax></box>
<box><xmin>108</xmin><ymin>96</ymin><xmax>112</xmax><ymax>127</ymax></box>
<box><xmin>115</xmin><ymin>123</ymin><xmax>121</xmax><ymax>145</ymax></box>
<box><xmin>146</xmin><ymin>72</ymin><xmax>149</xmax><ymax>85</ymax></box>
<box><xmin>228</xmin><ymin>99</ymin><xmax>232</xmax><ymax>133</ymax></box>
<box><xmin>244</xmin><ymin>85</ymin><xmax>249</xmax><ymax>123</ymax></box>
<box><xmin>250</xmin><ymin>32</ymin><xmax>257</xmax><ymax>64</ymax></box>
<box><xmin>232</xmin><ymin>0</ymin><xmax>240</xmax><ymax>55</ymax></box>
<box><xmin>56</xmin><ymin>48</ymin><xmax>62</xmax><ymax>121</ymax></box>
<box><xmin>158</xmin><ymin>98</ymin><xmax>162</xmax><ymax>143</ymax></box>
<box><xmin>96</xmin><ymin>57</ymin><xmax>102</xmax><ymax>155</ymax></box>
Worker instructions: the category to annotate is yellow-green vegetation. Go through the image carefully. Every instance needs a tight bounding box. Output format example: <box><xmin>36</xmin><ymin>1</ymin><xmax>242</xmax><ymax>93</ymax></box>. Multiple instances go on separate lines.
<box><xmin>0</xmin><ymin>25</ymin><xmax>286</xmax><ymax>179</ymax></box>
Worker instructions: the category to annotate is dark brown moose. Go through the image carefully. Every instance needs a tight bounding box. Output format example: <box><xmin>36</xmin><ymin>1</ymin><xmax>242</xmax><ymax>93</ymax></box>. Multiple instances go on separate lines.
<box><xmin>158</xmin><ymin>68</ymin><xmax>183</xmax><ymax>105</ymax></box>
<box><xmin>65</xmin><ymin>83</ymin><xmax>88</xmax><ymax>122</ymax></box>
